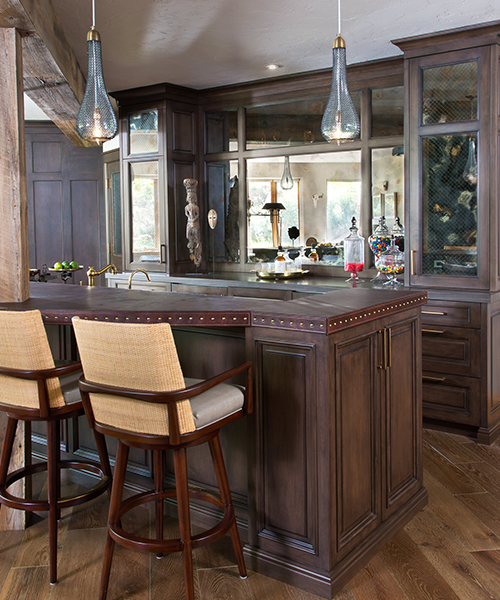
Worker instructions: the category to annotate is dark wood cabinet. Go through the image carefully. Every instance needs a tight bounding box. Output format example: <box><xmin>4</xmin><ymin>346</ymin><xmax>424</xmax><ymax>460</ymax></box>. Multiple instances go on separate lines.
<box><xmin>394</xmin><ymin>23</ymin><xmax>500</xmax><ymax>443</ymax></box>
<box><xmin>331</xmin><ymin>326</ymin><xmax>381</xmax><ymax>559</ymax></box>
<box><xmin>380</xmin><ymin>318</ymin><xmax>422</xmax><ymax>520</ymax></box>
<box><xmin>420</xmin><ymin>298</ymin><xmax>489</xmax><ymax>437</ymax></box>
<box><xmin>18</xmin><ymin>283</ymin><xmax>426</xmax><ymax>599</ymax></box>
<box><xmin>112</xmin><ymin>87</ymin><xmax>199</xmax><ymax>275</ymax></box>
<box><xmin>25</xmin><ymin>122</ymin><xmax>106</xmax><ymax>285</ymax></box>
<box><xmin>246</xmin><ymin>306</ymin><xmax>425</xmax><ymax>596</ymax></box>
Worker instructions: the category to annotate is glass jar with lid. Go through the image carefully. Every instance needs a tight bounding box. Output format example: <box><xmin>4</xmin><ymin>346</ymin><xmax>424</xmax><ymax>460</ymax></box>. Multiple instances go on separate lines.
<box><xmin>368</xmin><ymin>216</ymin><xmax>391</xmax><ymax>283</ymax></box>
<box><xmin>344</xmin><ymin>217</ymin><xmax>365</xmax><ymax>283</ymax></box>
<box><xmin>274</xmin><ymin>246</ymin><xmax>287</xmax><ymax>274</ymax></box>
<box><xmin>392</xmin><ymin>217</ymin><xmax>405</xmax><ymax>252</ymax></box>
<box><xmin>375</xmin><ymin>236</ymin><xmax>405</xmax><ymax>286</ymax></box>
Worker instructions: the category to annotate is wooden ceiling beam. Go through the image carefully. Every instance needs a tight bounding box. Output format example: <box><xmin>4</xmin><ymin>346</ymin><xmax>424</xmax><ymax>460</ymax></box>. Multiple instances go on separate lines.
<box><xmin>0</xmin><ymin>0</ymin><xmax>97</xmax><ymax>147</ymax></box>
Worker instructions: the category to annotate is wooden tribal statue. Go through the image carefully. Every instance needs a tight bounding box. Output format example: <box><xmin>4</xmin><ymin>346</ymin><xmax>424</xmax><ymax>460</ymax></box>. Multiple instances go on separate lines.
<box><xmin>183</xmin><ymin>178</ymin><xmax>202</xmax><ymax>268</ymax></box>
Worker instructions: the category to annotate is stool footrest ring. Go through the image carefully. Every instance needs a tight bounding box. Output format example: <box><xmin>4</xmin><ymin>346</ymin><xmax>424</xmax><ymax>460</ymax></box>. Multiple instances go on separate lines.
<box><xmin>0</xmin><ymin>460</ymin><xmax>109</xmax><ymax>512</ymax></box>
<box><xmin>109</xmin><ymin>488</ymin><xmax>236</xmax><ymax>555</ymax></box>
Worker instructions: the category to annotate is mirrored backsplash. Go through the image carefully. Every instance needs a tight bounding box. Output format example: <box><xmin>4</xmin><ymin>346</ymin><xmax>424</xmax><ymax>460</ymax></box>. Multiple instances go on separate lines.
<box><xmin>246</xmin><ymin>152</ymin><xmax>362</xmax><ymax>264</ymax></box>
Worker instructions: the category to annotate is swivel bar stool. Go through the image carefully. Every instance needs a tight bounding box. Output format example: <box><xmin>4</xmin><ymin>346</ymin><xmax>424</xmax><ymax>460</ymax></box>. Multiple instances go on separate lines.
<box><xmin>72</xmin><ymin>317</ymin><xmax>252</xmax><ymax>600</ymax></box>
<box><xmin>0</xmin><ymin>310</ymin><xmax>111</xmax><ymax>584</ymax></box>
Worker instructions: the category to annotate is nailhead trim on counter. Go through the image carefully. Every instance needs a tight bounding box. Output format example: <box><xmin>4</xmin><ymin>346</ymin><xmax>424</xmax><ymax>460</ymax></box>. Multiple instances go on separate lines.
<box><xmin>40</xmin><ymin>294</ymin><xmax>427</xmax><ymax>334</ymax></box>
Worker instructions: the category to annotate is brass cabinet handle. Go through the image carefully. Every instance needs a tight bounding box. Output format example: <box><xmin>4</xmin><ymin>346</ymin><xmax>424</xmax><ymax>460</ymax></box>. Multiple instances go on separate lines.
<box><xmin>422</xmin><ymin>329</ymin><xmax>445</xmax><ymax>334</ymax></box>
<box><xmin>378</xmin><ymin>329</ymin><xmax>387</xmax><ymax>370</ymax></box>
<box><xmin>422</xmin><ymin>375</ymin><xmax>446</xmax><ymax>382</ymax></box>
<box><xmin>411</xmin><ymin>250</ymin><xmax>417</xmax><ymax>275</ymax></box>
<box><xmin>378</xmin><ymin>328</ymin><xmax>392</xmax><ymax>370</ymax></box>
<box><xmin>422</xmin><ymin>310</ymin><xmax>447</xmax><ymax>316</ymax></box>
<box><xmin>386</xmin><ymin>328</ymin><xmax>392</xmax><ymax>368</ymax></box>
<box><xmin>160</xmin><ymin>244</ymin><xmax>166</xmax><ymax>264</ymax></box>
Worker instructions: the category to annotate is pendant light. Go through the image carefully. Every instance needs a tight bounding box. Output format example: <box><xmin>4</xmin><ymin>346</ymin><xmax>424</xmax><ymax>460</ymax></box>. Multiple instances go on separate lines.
<box><xmin>321</xmin><ymin>0</ymin><xmax>360</xmax><ymax>144</ymax></box>
<box><xmin>76</xmin><ymin>0</ymin><xmax>117</xmax><ymax>144</ymax></box>
<box><xmin>280</xmin><ymin>156</ymin><xmax>294</xmax><ymax>190</ymax></box>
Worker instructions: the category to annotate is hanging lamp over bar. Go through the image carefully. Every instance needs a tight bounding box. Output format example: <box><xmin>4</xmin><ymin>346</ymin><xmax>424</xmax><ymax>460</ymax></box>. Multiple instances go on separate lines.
<box><xmin>321</xmin><ymin>0</ymin><xmax>360</xmax><ymax>144</ymax></box>
<box><xmin>280</xmin><ymin>156</ymin><xmax>294</xmax><ymax>190</ymax></box>
<box><xmin>76</xmin><ymin>0</ymin><xmax>117</xmax><ymax>144</ymax></box>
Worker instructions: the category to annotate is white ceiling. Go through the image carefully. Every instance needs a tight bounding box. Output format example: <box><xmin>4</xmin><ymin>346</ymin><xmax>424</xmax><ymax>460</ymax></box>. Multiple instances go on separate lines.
<box><xmin>49</xmin><ymin>0</ymin><xmax>497</xmax><ymax>93</ymax></box>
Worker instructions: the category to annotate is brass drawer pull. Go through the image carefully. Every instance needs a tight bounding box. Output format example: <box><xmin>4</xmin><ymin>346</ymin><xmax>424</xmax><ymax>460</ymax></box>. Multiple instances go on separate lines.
<box><xmin>378</xmin><ymin>330</ymin><xmax>387</xmax><ymax>369</ymax></box>
<box><xmin>378</xmin><ymin>328</ymin><xmax>392</xmax><ymax>370</ymax></box>
<box><xmin>411</xmin><ymin>250</ymin><xmax>416</xmax><ymax>275</ymax></box>
<box><xmin>387</xmin><ymin>328</ymin><xmax>392</xmax><ymax>368</ymax></box>
<box><xmin>423</xmin><ymin>375</ymin><xmax>446</xmax><ymax>383</ymax></box>
<box><xmin>422</xmin><ymin>310</ymin><xmax>447</xmax><ymax>316</ymax></box>
<box><xmin>422</xmin><ymin>329</ymin><xmax>445</xmax><ymax>334</ymax></box>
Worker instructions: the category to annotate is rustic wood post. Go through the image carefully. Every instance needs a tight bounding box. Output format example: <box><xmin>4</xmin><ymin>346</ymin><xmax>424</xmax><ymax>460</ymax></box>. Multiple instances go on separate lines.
<box><xmin>0</xmin><ymin>27</ymin><xmax>29</xmax><ymax>302</ymax></box>
<box><xmin>0</xmin><ymin>27</ymin><xmax>30</xmax><ymax>530</ymax></box>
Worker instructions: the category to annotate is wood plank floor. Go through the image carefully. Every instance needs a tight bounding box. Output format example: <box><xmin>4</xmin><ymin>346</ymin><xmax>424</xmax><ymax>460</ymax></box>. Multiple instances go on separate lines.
<box><xmin>0</xmin><ymin>428</ymin><xmax>499</xmax><ymax>599</ymax></box>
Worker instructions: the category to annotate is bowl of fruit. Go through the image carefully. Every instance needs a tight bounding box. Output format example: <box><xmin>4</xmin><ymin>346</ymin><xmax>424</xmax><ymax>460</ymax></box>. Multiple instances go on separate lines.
<box><xmin>49</xmin><ymin>260</ymin><xmax>82</xmax><ymax>272</ymax></box>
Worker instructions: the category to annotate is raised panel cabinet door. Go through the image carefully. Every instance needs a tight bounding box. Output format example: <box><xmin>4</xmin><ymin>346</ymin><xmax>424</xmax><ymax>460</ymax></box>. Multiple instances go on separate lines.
<box><xmin>25</xmin><ymin>123</ymin><xmax>105</xmax><ymax>284</ymax></box>
<box><xmin>381</xmin><ymin>317</ymin><xmax>422</xmax><ymax>520</ymax></box>
<box><xmin>251</xmin><ymin>336</ymin><xmax>319</xmax><ymax>562</ymax></box>
<box><xmin>333</xmin><ymin>329</ymin><xmax>381</xmax><ymax>559</ymax></box>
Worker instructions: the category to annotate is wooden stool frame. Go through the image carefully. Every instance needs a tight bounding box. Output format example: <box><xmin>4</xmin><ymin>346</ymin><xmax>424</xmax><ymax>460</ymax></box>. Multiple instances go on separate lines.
<box><xmin>0</xmin><ymin>361</ymin><xmax>111</xmax><ymax>584</ymax></box>
<box><xmin>79</xmin><ymin>361</ymin><xmax>253</xmax><ymax>600</ymax></box>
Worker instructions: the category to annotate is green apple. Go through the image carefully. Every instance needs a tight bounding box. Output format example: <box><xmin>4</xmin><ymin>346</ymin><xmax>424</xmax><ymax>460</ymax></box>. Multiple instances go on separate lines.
<box><xmin>61</xmin><ymin>261</ymin><xmax>70</xmax><ymax>269</ymax></box>
<box><xmin>54</xmin><ymin>261</ymin><xmax>63</xmax><ymax>269</ymax></box>
<box><xmin>70</xmin><ymin>261</ymin><xmax>79</xmax><ymax>269</ymax></box>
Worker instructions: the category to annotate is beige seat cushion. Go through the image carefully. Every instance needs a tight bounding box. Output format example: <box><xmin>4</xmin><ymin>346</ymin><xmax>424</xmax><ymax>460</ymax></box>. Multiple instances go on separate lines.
<box><xmin>59</xmin><ymin>370</ymin><xmax>83</xmax><ymax>405</ymax></box>
<box><xmin>185</xmin><ymin>378</ymin><xmax>244</xmax><ymax>430</ymax></box>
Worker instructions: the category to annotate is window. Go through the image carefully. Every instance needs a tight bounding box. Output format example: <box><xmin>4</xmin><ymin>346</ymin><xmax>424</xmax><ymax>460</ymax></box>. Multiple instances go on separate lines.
<box><xmin>326</xmin><ymin>181</ymin><xmax>362</xmax><ymax>242</ymax></box>
<box><xmin>130</xmin><ymin>161</ymin><xmax>160</xmax><ymax>263</ymax></box>
<box><xmin>248</xmin><ymin>179</ymin><xmax>300</xmax><ymax>248</ymax></box>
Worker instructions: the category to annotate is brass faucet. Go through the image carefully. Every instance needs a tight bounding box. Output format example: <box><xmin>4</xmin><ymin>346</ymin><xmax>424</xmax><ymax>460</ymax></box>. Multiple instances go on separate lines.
<box><xmin>87</xmin><ymin>264</ymin><xmax>117</xmax><ymax>287</ymax></box>
<box><xmin>128</xmin><ymin>269</ymin><xmax>151</xmax><ymax>289</ymax></box>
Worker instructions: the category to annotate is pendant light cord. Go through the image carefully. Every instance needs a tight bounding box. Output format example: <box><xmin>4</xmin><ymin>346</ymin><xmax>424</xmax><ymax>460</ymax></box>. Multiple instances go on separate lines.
<box><xmin>92</xmin><ymin>0</ymin><xmax>96</xmax><ymax>28</ymax></box>
<box><xmin>338</xmin><ymin>0</ymin><xmax>341</xmax><ymax>36</ymax></box>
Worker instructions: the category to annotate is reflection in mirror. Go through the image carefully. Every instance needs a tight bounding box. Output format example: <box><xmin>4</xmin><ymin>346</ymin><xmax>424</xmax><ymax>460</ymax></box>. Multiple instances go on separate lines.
<box><xmin>371</xmin><ymin>147</ymin><xmax>404</xmax><ymax>230</ymax></box>
<box><xmin>245</xmin><ymin>93</ymin><xmax>360</xmax><ymax>150</ymax></box>
<box><xmin>206</xmin><ymin>160</ymin><xmax>240</xmax><ymax>263</ymax></box>
<box><xmin>422</xmin><ymin>62</ymin><xmax>477</xmax><ymax>125</ymax></box>
<box><xmin>371</xmin><ymin>86</ymin><xmax>404</xmax><ymax>137</ymax></box>
<box><xmin>247</xmin><ymin>152</ymin><xmax>361</xmax><ymax>264</ymax></box>
<box><xmin>205</xmin><ymin>108</ymin><xmax>238</xmax><ymax>153</ymax></box>
<box><xmin>129</xmin><ymin>109</ymin><xmax>158</xmax><ymax>154</ymax></box>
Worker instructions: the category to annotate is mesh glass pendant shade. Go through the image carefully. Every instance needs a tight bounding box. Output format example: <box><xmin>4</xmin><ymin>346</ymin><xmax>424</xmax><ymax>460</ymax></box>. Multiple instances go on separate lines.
<box><xmin>321</xmin><ymin>37</ymin><xmax>360</xmax><ymax>144</ymax></box>
<box><xmin>76</xmin><ymin>29</ymin><xmax>117</xmax><ymax>143</ymax></box>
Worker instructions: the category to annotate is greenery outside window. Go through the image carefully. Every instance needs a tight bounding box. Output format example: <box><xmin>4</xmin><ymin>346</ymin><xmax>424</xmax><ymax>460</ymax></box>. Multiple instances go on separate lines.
<box><xmin>326</xmin><ymin>181</ymin><xmax>362</xmax><ymax>242</ymax></box>
<box><xmin>248</xmin><ymin>179</ymin><xmax>300</xmax><ymax>248</ymax></box>
<box><xmin>130</xmin><ymin>161</ymin><xmax>160</xmax><ymax>263</ymax></box>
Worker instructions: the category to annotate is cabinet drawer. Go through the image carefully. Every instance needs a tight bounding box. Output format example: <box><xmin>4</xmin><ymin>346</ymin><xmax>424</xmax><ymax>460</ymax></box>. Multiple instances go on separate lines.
<box><xmin>422</xmin><ymin>371</ymin><xmax>480</xmax><ymax>425</ymax></box>
<box><xmin>421</xmin><ymin>300</ymin><xmax>481</xmax><ymax>328</ymax></box>
<box><xmin>422</xmin><ymin>326</ymin><xmax>480</xmax><ymax>377</ymax></box>
<box><xmin>171</xmin><ymin>283</ymin><xmax>227</xmax><ymax>296</ymax></box>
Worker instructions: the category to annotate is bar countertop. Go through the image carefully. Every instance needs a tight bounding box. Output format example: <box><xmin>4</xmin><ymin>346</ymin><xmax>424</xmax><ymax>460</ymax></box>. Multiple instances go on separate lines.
<box><xmin>0</xmin><ymin>283</ymin><xmax>427</xmax><ymax>335</ymax></box>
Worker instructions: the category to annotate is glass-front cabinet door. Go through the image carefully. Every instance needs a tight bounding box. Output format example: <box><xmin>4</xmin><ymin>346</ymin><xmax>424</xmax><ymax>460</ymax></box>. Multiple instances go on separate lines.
<box><xmin>407</xmin><ymin>48</ymin><xmax>489</xmax><ymax>289</ymax></box>
<box><xmin>122</xmin><ymin>105</ymin><xmax>167</xmax><ymax>271</ymax></box>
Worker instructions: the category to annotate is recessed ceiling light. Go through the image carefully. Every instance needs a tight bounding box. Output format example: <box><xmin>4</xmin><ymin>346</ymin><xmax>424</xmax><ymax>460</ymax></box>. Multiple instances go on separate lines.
<box><xmin>266</xmin><ymin>64</ymin><xmax>282</xmax><ymax>70</ymax></box>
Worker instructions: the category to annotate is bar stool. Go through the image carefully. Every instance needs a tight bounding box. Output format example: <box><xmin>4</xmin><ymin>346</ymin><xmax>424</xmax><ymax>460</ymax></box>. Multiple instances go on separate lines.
<box><xmin>72</xmin><ymin>317</ymin><xmax>252</xmax><ymax>600</ymax></box>
<box><xmin>0</xmin><ymin>309</ymin><xmax>111</xmax><ymax>584</ymax></box>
